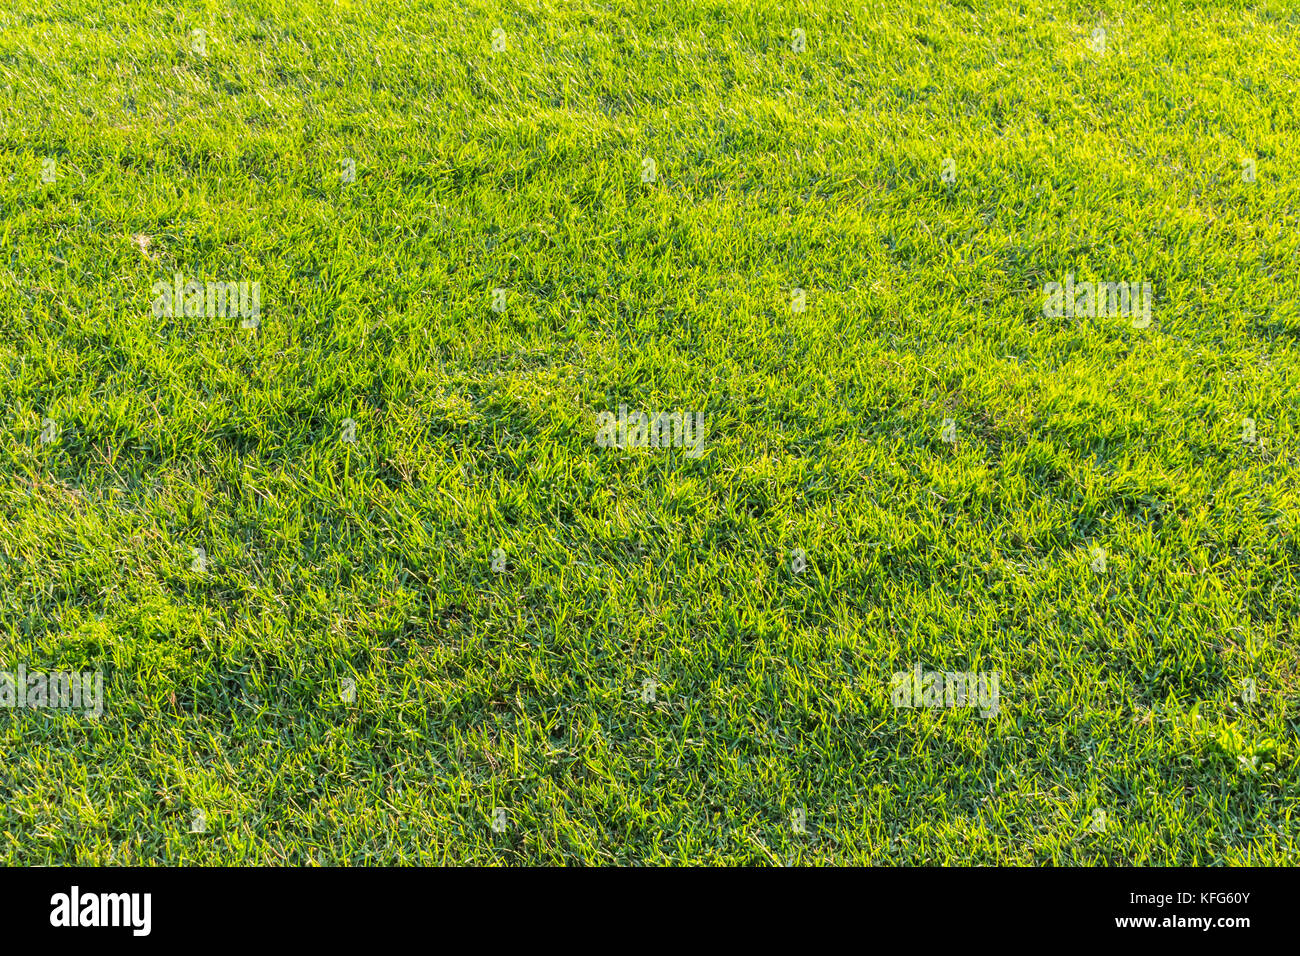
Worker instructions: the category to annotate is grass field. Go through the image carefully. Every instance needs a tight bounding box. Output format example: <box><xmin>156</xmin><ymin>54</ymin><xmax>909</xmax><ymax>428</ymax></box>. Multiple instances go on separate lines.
<box><xmin>1</xmin><ymin>0</ymin><xmax>1298</xmax><ymax>865</ymax></box>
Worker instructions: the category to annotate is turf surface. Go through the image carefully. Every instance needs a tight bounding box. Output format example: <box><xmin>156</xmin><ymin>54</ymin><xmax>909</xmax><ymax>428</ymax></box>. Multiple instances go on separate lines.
<box><xmin>1</xmin><ymin>0</ymin><xmax>1298</xmax><ymax>864</ymax></box>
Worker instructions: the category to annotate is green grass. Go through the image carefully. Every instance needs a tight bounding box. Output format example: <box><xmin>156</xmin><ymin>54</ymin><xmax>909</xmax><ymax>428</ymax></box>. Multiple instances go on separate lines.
<box><xmin>1</xmin><ymin>0</ymin><xmax>1298</xmax><ymax>865</ymax></box>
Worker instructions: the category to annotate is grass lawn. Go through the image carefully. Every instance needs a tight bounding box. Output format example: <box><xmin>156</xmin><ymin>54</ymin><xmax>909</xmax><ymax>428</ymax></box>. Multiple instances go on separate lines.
<box><xmin>1</xmin><ymin>0</ymin><xmax>1298</xmax><ymax>865</ymax></box>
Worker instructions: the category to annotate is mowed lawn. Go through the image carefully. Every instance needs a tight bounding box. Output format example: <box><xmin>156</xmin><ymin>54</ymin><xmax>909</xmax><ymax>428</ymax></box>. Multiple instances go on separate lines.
<box><xmin>1</xmin><ymin>0</ymin><xmax>1298</xmax><ymax>865</ymax></box>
